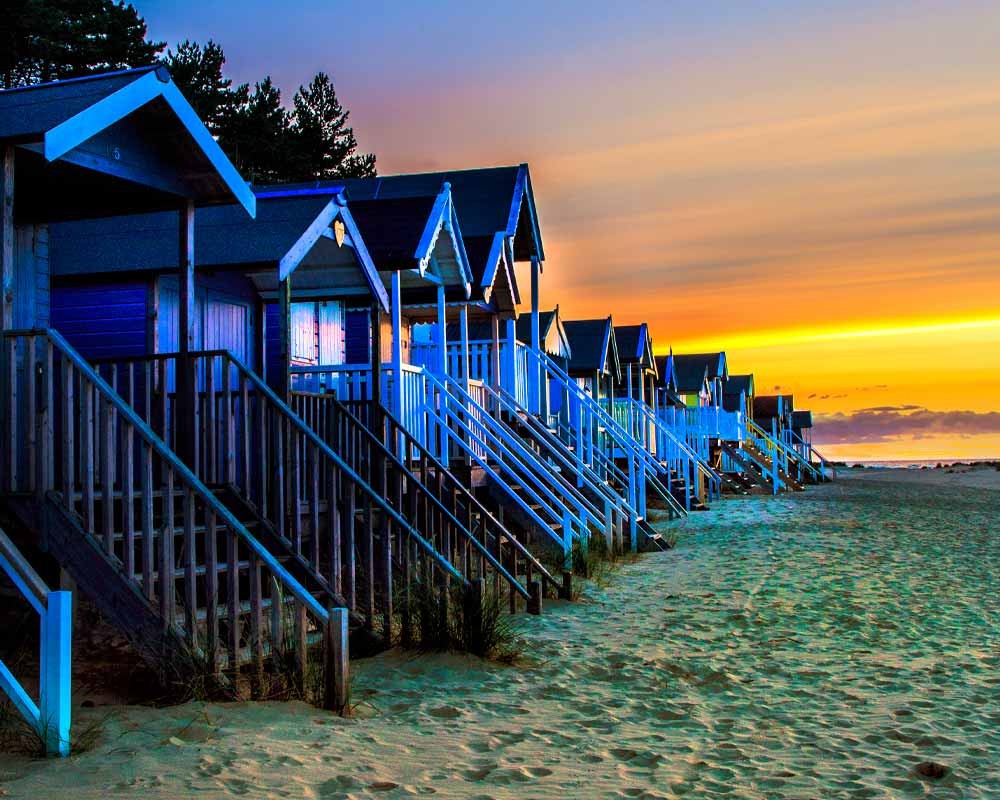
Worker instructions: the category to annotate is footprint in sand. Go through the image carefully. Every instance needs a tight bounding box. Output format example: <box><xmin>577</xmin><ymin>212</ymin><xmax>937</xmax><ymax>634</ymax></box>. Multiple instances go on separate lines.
<box><xmin>427</xmin><ymin>705</ymin><xmax>463</xmax><ymax>719</ymax></box>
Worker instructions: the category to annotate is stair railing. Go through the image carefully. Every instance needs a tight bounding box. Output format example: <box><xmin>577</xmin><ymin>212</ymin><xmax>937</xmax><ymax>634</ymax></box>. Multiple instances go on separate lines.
<box><xmin>0</xmin><ymin>527</ymin><xmax>71</xmax><ymax>756</ymax></box>
<box><xmin>362</xmin><ymin>400</ymin><xmax>559</xmax><ymax>604</ymax></box>
<box><xmin>87</xmin><ymin>349</ymin><xmax>467</xmax><ymax>644</ymax></box>
<box><xmin>487</xmin><ymin>382</ymin><xmax>634</xmax><ymax>549</ymax></box>
<box><xmin>3</xmin><ymin>330</ymin><xmax>342</xmax><ymax>693</ymax></box>
<box><xmin>421</xmin><ymin>371</ymin><xmax>579</xmax><ymax>564</ymax></box>
<box><xmin>291</xmin><ymin>390</ymin><xmax>540</xmax><ymax>609</ymax></box>
<box><xmin>629</xmin><ymin>398</ymin><xmax>724</xmax><ymax>502</ymax></box>
<box><xmin>785</xmin><ymin>429</ymin><xmax>832</xmax><ymax>481</ymax></box>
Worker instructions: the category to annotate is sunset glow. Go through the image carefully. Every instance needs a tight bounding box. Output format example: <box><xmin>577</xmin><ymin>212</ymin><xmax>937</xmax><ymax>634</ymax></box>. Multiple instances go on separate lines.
<box><xmin>140</xmin><ymin>0</ymin><xmax>1000</xmax><ymax>460</ymax></box>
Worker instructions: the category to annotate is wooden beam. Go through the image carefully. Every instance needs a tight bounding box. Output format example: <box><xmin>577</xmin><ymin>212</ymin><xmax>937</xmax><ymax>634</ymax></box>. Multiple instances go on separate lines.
<box><xmin>530</xmin><ymin>256</ymin><xmax>540</xmax><ymax>414</ymax></box>
<box><xmin>176</xmin><ymin>201</ymin><xmax>196</xmax><ymax>466</ymax></box>
<box><xmin>490</xmin><ymin>316</ymin><xmax>501</xmax><ymax>392</ymax></box>
<box><xmin>436</xmin><ymin>285</ymin><xmax>448</xmax><ymax>377</ymax></box>
<box><xmin>178</xmin><ymin>202</ymin><xmax>195</xmax><ymax>353</ymax></box>
<box><xmin>277</xmin><ymin>277</ymin><xmax>292</xmax><ymax>403</ymax></box>
<box><xmin>390</xmin><ymin>272</ymin><xmax>403</xmax><ymax>454</ymax></box>
<box><xmin>1</xmin><ymin>146</ymin><xmax>13</xmax><ymax>331</ymax></box>
<box><xmin>370</xmin><ymin>303</ymin><xmax>383</xmax><ymax>431</ymax></box>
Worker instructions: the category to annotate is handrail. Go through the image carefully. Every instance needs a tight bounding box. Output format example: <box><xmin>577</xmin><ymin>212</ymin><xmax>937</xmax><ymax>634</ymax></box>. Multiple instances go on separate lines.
<box><xmin>531</xmin><ymin>349</ymin><xmax>668</xmax><ymax>477</ymax></box>
<box><xmin>0</xmin><ymin>528</ymin><xmax>48</xmax><ymax>615</ymax></box>
<box><xmin>487</xmin><ymin>383</ymin><xmax>626</xmax><ymax>528</ymax></box>
<box><xmin>786</xmin><ymin>428</ymin><xmax>833</xmax><ymax>479</ymax></box>
<box><xmin>24</xmin><ymin>331</ymin><xmax>334</xmax><ymax>622</ymax></box>
<box><xmin>305</xmin><ymin>392</ymin><xmax>528</xmax><ymax>599</ymax></box>
<box><xmin>93</xmin><ymin>348</ymin><xmax>467</xmax><ymax>586</ymax></box>
<box><xmin>421</xmin><ymin>371</ymin><xmax>574</xmax><ymax>550</ymax></box>
<box><xmin>628</xmin><ymin>398</ymin><xmax>720</xmax><ymax>507</ymax></box>
<box><xmin>0</xmin><ymin>528</ymin><xmax>71</xmax><ymax>757</ymax></box>
<box><xmin>372</xmin><ymin>402</ymin><xmax>558</xmax><ymax>591</ymax></box>
<box><xmin>435</xmin><ymin>373</ymin><xmax>602</xmax><ymax>532</ymax></box>
<box><xmin>747</xmin><ymin>417</ymin><xmax>818</xmax><ymax>480</ymax></box>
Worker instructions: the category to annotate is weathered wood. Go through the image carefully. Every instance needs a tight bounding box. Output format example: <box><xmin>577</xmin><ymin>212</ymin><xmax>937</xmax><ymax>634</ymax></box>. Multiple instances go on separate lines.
<box><xmin>248</xmin><ymin>550</ymin><xmax>264</xmax><ymax>673</ymax></box>
<box><xmin>323</xmin><ymin>607</ymin><xmax>349</xmax><ymax>714</ymax></box>
<box><xmin>140</xmin><ymin>442</ymin><xmax>154</xmax><ymax>600</ymax></box>
<box><xmin>1</xmin><ymin>146</ymin><xmax>13</xmax><ymax>331</ymax></box>
<box><xmin>25</xmin><ymin>336</ymin><xmax>36</xmax><ymax>492</ymax></box>
<box><xmin>160</xmin><ymin>468</ymin><xmax>176</xmax><ymax>627</ymax></box>
<box><xmin>80</xmin><ymin>379</ymin><xmax>96</xmax><ymax>530</ymax></box>
<box><xmin>183</xmin><ymin>490</ymin><xmax>198</xmax><ymax>649</ymax></box>
<box><xmin>226</xmin><ymin>529</ymin><xmax>240</xmax><ymax>671</ymax></box>
<box><xmin>277</xmin><ymin>277</ymin><xmax>292</xmax><ymax>403</ymax></box>
<box><xmin>293</xmin><ymin>599</ymin><xmax>307</xmax><ymax>694</ymax></box>
<box><xmin>177</xmin><ymin>202</ymin><xmax>196</xmax><ymax>467</ymax></box>
<box><xmin>61</xmin><ymin>356</ymin><xmax>74</xmax><ymax>506</ymax></box>
<box><xmin>101</xmin><ymin>397</ymin><xmax>114</xmax><ymax>550</ymax></box>
<box><xmin>527</xmin><ymin>580</ymin><xmax>542</xmax><ymax>616</ymax></box>
<box><xmin>204</xmin><ymin>508</ymin><xmax>219</xmax><ymax>671</ymax></box>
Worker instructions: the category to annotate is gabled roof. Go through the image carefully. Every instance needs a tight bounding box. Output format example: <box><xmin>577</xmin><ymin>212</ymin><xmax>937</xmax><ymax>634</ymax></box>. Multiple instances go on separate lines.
<box><xmin>614</xmin><ymin>324</ymin><xmax>656</xmax><ymax>373</ymax></box>
<box><xmin>726</xmin><ymin>374</ymin><xmax>755</xmax><ymax>398</ymax></box>
<box><xmin>670</xmin><ymin>354</ymin><xmax>711</xmax><ymax>394</ymax></box>
<box><xmin>515</xmin><ymin>307</ymin><xmax>572</xmax><ymax>358</ymax></box>
<box><xmin>722</xmin><ymin>374</ymin><xmax>755</xmax><ymax>413</ymax></box>
<box><xmin>262</xmin><ymin>164</ymin><xmax>543</xmax><ymax>304</ymax></box>
<box><xmin>0</xmin><ymin>66</ymin><xmax>254</xmax><ymax>221</ymax></box>
<box><xmin>653</xmin><ymin>355</ymin><xmax>678</xmax><ymax>391</ymax></box>
<box><xmin>792</xmin><ymin>410</ymin><xmax>813</xmax><ymax>430</ymax></box>
<box><xmin>754</xmin><ymin>394</ymin><xmax>795</xmax><ymax>424</ymax></box>
<box><xmin>50</xmin><ymin>191</ymin><xmax>388</xmax><ymax>309</ymax></box>
<box><xmin>564</xmin><ymin>317</ymin><xmax>619</xmax><ymax>378</ymax></box>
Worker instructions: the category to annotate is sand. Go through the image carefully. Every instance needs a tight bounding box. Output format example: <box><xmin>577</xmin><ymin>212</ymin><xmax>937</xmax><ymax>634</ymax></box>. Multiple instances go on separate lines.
<box><xmin>2</xmin><ymin>467</ymin><xmax>999</xmax><ymax>799</ymax></box>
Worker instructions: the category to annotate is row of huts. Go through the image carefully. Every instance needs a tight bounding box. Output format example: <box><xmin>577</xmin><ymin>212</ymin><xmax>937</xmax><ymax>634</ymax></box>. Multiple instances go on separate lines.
<box><xmin>0</xmin><ymin>66</ymin><xmax>831</xmax><ymax>753</ymax></box>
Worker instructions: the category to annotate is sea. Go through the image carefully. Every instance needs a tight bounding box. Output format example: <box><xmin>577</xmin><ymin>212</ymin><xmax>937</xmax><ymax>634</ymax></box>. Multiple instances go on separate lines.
<box><xmin>847</xmin><ymin>458</ymin><xmax>1000</xmax><ymax>469</ymax></box>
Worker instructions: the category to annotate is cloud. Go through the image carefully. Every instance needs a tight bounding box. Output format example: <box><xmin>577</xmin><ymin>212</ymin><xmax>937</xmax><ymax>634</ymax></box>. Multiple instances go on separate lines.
<box><xmin>813</xmin><ymin>407</ymin><xmax>1000</xmax><ymax>444</ymax></box>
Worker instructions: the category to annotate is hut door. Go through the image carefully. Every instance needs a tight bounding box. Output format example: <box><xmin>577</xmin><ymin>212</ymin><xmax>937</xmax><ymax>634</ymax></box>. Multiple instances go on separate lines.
<box><xmin>318</xmin><ymin>301</ymin><xmax>345</xmax><ymax>365</ymax></box>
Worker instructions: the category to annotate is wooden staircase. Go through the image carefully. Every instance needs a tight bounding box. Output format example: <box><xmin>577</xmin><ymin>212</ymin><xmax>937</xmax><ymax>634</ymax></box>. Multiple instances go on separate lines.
<box><xmin>1</xmin><ymin>330</ymin><xmax>345</xmax><ymax>701</ymax></box>
<box><xmin>739</xmin><ymin>439</ymin><xmax>804</xmax><ymax>492</ymax></box>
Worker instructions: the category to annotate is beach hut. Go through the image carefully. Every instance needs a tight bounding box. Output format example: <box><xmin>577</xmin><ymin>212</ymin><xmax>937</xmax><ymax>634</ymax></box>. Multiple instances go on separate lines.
<box><xmin>723</xmin><ymin>373</ymin><xmax>755</xmax><ymax>423</ymax></box>
<box><xmin>0</xmin><ymin>66</ymin><xmax>295</xmax><ymax>750</ymax></box>
<box><xmin>563</xmin><ymin>317</ymin><xmax>620</xmax><ymax>404</ymax></box>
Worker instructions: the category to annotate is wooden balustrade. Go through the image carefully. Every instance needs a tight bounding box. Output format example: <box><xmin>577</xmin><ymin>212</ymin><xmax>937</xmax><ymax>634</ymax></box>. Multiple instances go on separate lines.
<box><xmin>2</xmin><ymin>331</ymin><xmax>346</xmax><ymax>706</ymax></box>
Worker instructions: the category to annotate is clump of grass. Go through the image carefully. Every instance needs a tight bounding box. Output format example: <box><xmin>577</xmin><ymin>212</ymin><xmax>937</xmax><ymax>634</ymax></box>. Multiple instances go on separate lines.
<box><xmin>0</xmin><ymin>698</ymin><xmax>110</xmax><ymax>758</ymax></box>
<box><xmin>394</xmin><ymin>579</ymin><xmax>526</xmax><ymax>664</ymax></box>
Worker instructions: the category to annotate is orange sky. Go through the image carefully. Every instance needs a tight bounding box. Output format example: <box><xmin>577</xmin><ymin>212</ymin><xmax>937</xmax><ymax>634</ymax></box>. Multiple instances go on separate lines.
<box><xmin>144</xmin><ymin>0</ymin><xmax>1000</xmax><ymax>460</ymax></box>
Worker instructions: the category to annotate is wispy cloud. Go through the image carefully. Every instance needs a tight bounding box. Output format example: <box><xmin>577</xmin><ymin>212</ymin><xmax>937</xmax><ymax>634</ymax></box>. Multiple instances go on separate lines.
<box><xmin>813</xmin><ymin>407</ymin><xmax>1000</xmax><ymax>444</ymax></box>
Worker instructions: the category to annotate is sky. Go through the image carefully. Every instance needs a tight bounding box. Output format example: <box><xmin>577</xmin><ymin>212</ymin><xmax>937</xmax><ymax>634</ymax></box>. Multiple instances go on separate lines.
<box><xmin>141</xmin><ymin>0</ymin><xmax>1000</xmax><ymax>461</ymax></box>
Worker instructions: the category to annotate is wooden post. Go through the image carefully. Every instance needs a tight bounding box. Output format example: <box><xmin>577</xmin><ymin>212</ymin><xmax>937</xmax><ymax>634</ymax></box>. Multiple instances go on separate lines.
<box><xmin>390</xmin><ymin>272</ymin><xmax>403</xmax><ymax>456</ymax></box>
<box><xmin>436</xmin><ymin>285</ymin><xmax>448</xmax><ymax>462</ymax></box>
<box><xmin>370</xmin><ymin>303</ymin><xmax>383</xmax><ymax>434</ymax></box>
<box><xmin>176</xmin><ymin>202</ymin><xmax>196</xmax><ymax>467</ymax></box>
<box><xmin>324</xmin><ymin>607</ymin><xmax>350</xmax><ymax>714</ymax></box>
<box><xmin>527</xmin><ymin>579</ymin><xmax>542</xmax><ymax>616</ymax></box>
<box><xmin>39</xmin><ymin>590</ymin><xmax>72</xmax><ymax>757</ymax></box>
<box><xmin>560</xmin><ymin>569</ymin><xmax>572</xmax><ymax>601</ymax></box>
<box><xmin>463</xmin><ymin>578</ymin><xmax>484</xmax><ymax>656</ymax></box>
<box><xmin>504</xmin><ymin>319</ymin><xmax>517</xmax><ymax>397</ymax></box>
<box><xmin>529</xmin><ymin>256</ymin><xmax>540</xmax><ymax>415</ymax></box>
<box><xmin>277</xmin><ymin>277</ymin><xmax>292</xmax><ymax>404</ymax></box>
<box><xmin>490</xmin><ymin>316</ymin><xmax>501</xmax><ymax>393</ymax></box>
<box><xmin>1</xmin><ymin>146</ymin><xmax>14</xmax><ymax>332</ymax></box>
<box><xmin>458</xmin><ymin>305</ymin><xmax>471</xmax><ymax>466</ymax></box>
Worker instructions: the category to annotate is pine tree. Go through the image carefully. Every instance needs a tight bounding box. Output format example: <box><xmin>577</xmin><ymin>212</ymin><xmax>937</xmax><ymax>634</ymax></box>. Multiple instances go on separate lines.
<box><xmin>289</xmin><ymin>72</ymin><xmax>376</xmax><ymax>180</ymax></box>
<box><xmin>221</xmin><ymin>77</ymin><xmax>293</xmax><ymax>184</ymax></box>
<box><xmin>0</xmin><ymin>0</ymin><xmax>164</xmax><ymax>89</ymax></box>
<box><xmin>162</xmin><ymin>40</ymin><xmax>236</xmax><ymax>136</ymax></box>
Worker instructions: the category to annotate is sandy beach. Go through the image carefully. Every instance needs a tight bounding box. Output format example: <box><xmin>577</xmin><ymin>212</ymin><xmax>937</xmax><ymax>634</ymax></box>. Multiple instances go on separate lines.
<box><xmin>2</xmin><ymin>467</ymin><xmax>998</xmax><ymax>799</ymax></box>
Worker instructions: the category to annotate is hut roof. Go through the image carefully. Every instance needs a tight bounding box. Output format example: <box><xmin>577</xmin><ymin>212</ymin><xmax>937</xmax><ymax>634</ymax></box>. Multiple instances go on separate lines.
<box><xmin>614</xmin><ymin>324</ymin><xmax>656</xmax><ymax>374</ymax></box>
<box><xmin>0</xmin><ymin>66</ymin><xmax>254</xmax><ymax>221</ymax></box>
<box><xmin>515</xmin><ymin>308</ymin><xmax>572</xmax><ymax>358</ymax></box>
<box><xmin>259</xmin><ymin>165</ymin><xmax>542</xmax><ymax>305</ymax></box>
<box><xmin>564</xmin><ymin>317</ymin><xmax>619</xmax><ymax>378</ymax></box>
<box><xmin>722</xmin><ymin>374</ymin><xmax>755</xmax><ymax>413</ymax></box>
<box><xmin>50</xmin><ymin>191</ymin><xmax>388</xmax><ymax>309</ymax></box>
<box><xmin>670</xmin><ymin>355</ymin><xmax>710</xmax><ymax>394</ymax></box>
<box><xmin>792</xmin><ymin>410</ymin><xmax>813</xmax><ymax>430</ymax></box>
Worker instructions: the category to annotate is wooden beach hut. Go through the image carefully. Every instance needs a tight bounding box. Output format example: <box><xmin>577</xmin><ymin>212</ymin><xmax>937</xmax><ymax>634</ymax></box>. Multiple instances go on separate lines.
<box><xmin>0</xmin><ymin>66</ymin><xmax>336</xmax><ymax>750</ymax></box>
<box><xmin>563</xmin><ymin>317</ymin><xmax>620</xmax><ymax>404</ymax></box>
